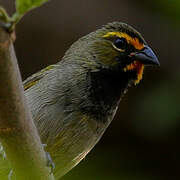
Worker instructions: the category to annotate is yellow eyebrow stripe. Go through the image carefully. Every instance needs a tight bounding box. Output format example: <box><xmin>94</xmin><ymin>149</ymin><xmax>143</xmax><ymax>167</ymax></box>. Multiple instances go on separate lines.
<box><xmin>103</xmin><ymin>32</ymin><xmax>144</xmax><ymax>50</ymax></box>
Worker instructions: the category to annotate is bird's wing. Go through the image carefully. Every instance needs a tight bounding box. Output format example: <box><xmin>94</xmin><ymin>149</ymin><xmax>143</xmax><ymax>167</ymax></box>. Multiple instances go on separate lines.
<box><xmin>23</xmin><ymin>65</ymin><xmax>56</xmax><ymax>91</ymax></box>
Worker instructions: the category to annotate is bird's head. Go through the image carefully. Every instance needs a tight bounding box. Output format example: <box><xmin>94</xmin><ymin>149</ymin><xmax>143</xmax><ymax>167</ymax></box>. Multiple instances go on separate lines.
<box><xmin>92</xmin><ymin>22</ymin><xmax>160</xmax><ymax>85</ymax></box>
<box><xmin>64</xmin><ymin>22</ymin><xmax>160</xmax><ymax>86</ymax></box>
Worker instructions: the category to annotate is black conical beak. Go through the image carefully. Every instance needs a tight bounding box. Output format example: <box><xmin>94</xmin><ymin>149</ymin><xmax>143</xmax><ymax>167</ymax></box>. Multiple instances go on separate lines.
<box><xmin>133</xmin><ymin>45</ymin><xmax>160</xmax><ymax>66</ymax></box>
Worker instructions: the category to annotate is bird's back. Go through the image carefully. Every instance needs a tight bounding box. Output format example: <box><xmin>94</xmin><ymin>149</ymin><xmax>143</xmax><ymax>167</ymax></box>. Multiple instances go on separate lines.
<box><xmin>23</xmin><ymin>62</ymin><xmax>117</xmax><ymax>179</ymax></box>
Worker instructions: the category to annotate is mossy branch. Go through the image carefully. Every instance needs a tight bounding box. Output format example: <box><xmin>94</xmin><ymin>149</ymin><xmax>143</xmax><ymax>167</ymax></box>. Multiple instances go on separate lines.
<box><xmin>0</xmin><ymin>1</ymin><xmax>55</xmax><ymax>180</ymax></box>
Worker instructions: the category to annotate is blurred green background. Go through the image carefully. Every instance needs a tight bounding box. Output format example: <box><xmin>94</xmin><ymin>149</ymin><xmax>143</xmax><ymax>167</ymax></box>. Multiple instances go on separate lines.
<box><xmin>0</xmin><ymin>0</ymin><xmax>180</xmax><ymax>179</ymax></box>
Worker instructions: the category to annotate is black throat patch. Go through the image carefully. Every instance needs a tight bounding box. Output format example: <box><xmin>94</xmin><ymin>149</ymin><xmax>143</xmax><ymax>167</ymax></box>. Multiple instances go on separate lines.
<box><xmin>79</xmin><ymin>68</ymin><xmax>136</xmax><ymax>123</ymax></box>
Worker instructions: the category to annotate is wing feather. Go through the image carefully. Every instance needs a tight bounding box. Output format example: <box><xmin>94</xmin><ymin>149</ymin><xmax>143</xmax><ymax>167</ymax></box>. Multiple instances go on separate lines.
<box><xmin>23</xmin><ymin>65</ymin><xmax>55</xmax><ymax>90</ymax></box>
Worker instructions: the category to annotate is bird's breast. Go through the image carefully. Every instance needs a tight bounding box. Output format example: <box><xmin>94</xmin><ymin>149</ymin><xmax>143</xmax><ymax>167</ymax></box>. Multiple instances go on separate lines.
<box><xmin>47</xmin><ymin>112</ymin><xmax>114</xmax><ymax>179</ymax></box>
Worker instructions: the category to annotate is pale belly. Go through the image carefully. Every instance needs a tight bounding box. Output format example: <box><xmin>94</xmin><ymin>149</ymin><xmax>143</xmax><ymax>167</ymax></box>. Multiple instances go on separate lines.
<box><xmin>46</xmin><ymin>114</ymin><xmax>107</xmax><ymax>179</ymax></box>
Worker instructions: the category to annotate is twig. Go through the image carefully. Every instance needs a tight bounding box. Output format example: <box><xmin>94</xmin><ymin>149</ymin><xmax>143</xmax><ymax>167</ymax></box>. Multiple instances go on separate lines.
<box><xmin>0</xmin><ymin>24</ymin><xmax>55</xmax><ymax>180</ymax></box>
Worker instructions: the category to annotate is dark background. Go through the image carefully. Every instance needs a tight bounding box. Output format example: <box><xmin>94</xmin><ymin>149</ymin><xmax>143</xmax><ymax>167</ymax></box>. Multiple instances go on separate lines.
<box><xmin>0</xmin><ymin>0</ymin><xmax>180</xmax><ymax>179</ymax></box>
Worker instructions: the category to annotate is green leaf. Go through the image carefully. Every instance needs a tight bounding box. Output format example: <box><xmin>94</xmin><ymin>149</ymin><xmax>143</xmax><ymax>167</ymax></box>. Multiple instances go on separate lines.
<box><xmin>16</xmin><ymin>0</ymin><xmax>49</xmax><ymax>15</ymax></box>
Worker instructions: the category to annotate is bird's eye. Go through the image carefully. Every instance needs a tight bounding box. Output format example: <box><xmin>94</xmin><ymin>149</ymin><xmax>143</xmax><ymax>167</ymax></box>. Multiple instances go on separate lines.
<box><xmin>113</xmin><ymin>37</ymin><xmax>128</xmax><ymax>50</ymax></box>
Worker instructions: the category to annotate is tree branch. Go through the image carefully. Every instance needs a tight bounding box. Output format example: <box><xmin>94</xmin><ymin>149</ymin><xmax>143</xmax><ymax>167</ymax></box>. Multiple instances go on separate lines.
<box><xmin>0</xmin><ymin>25</ymin><xmax>55</xmax><ymax>179</ymax></box>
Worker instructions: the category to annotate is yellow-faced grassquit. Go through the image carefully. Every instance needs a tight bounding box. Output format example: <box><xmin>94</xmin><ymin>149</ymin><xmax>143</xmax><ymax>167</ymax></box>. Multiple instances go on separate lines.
<box><xmin>0</xmin><ymin>22</ymin><xmax>159</xmax><ymax>179</ymax></box>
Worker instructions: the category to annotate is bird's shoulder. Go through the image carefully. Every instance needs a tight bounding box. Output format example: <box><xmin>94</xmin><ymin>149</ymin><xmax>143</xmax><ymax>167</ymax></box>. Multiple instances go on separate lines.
<box><xmin>23</xmin><ymin>64</ymin><xmax>58</xmax><ymax>91</ymax></box>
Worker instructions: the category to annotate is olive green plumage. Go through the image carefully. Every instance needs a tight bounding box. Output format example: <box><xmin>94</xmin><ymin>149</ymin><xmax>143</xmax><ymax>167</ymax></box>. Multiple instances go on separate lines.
<box><xmin>0</xmin><ymin>22</ymin><xmax>159</xmax><ymax>179</ymax></box>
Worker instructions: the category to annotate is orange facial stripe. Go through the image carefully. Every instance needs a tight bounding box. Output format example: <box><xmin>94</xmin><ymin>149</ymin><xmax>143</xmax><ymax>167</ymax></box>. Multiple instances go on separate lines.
<box><xmin>103</xmin><ymin>32</ymin><xmax>144</xmax><ymax>50</ymax></box>
<box><xmin>123</xmin><ymin>61</ymin><xmax>144</xmax><ymax>85</ymax></box>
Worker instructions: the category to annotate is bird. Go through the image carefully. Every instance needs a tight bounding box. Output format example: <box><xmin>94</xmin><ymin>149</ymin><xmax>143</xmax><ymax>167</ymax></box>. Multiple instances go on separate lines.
<box><xmin>0</xmin><ymin>22</ymin><xmax>159</xmax><ymax>180</ymax></box>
